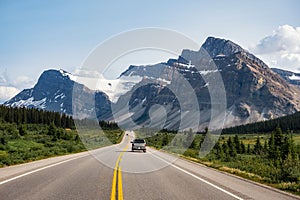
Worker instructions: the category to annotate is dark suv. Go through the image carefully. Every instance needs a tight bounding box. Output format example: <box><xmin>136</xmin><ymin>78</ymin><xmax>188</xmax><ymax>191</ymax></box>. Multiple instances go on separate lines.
<box><xmin>131</xmin><ymin>139</ymin><xmax>146</xmax><ymax>152</ymax></box>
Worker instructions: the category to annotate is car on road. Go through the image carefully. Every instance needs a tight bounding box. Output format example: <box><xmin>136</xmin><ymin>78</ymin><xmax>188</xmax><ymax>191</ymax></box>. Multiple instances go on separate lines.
<box><xmin>131</xmin><ymin>139</ymin><xmax>146</xmax><ymax>152</ymax></box>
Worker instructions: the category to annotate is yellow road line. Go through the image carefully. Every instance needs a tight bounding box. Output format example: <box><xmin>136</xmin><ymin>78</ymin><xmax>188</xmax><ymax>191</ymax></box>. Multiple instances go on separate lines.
<box><xmin>110</xmin><ymin>143</ymin><xmax>129</xmax><ymax>200</ymax></box>
<box><xmin>110</xmin><ymin>166</ymin><xmax>118</xmax><ymax>200</ymax></box>
<box><xmin>118</xmin><ymin>166</ymin><xmax>123</xmax><ymax>200</ymax></box>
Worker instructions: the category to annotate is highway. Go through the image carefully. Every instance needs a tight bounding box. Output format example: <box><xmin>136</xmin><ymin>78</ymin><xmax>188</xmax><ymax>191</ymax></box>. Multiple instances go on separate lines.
<box><xmin>0</xmin><ymin>131</ymin><xmax>299</xmax><ymax>200</ymax></box>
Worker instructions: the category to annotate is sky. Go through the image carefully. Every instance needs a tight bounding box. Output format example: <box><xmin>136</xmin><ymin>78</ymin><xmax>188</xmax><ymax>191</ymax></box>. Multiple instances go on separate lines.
<box><xmin>0</xmin><ymin>0</ymin><xmax>299</xmax><ymax>102</ymax></box>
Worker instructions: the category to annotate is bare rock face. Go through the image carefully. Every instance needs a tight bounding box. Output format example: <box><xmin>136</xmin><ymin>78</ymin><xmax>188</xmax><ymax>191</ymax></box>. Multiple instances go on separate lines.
<box><xmin>4</xmin><ymin>70</ymin><xmax>112</xmax><ymax>119</ymax></box>
<box><xmin>272</xmin><ymin>68</ymin><xmax>300</xmax><ymax>87</ymax></box>
<box><xmin>118</xmin><ymin>37</ymin><xmax>300</xmax><ymax>128</ymax></box>
<box><xmin>5</xmin><ymin>37</ymin><xmax>300</xmax><ymax>129</ymax></box>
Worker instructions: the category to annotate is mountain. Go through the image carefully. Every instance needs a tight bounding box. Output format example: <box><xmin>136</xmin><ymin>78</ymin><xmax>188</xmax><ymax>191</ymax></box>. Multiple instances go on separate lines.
<box><xmin>116</xmin><ymin>37</ymin><xmax>300</xmax><ymax>128</ymax></box>
<box><xmin>4</xmin><ymin>69</ymin><xmax>112</xmax><ymax>119</ymax></box>
<box><xmin>272</xmin><ymin>68</ymin><xmax>300</xmax><ymax>86</ymax></box>
<box><xmin>5</xmin><ymin>37</ymin><xmax>300</xmax><ymax>130</ymax></box>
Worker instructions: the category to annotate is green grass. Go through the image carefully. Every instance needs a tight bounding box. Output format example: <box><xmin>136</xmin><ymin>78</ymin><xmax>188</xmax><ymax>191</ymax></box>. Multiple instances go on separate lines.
<box><xmin>293</xmin><ymin>135</ymin><xmax>300</xmax><ymax>145</ymax></box>
<box><xmin>77</xmin><ymin>128</ymin><xmax>124</xmax><ymax>149</ymax></box>
<box><xmin>140</xmin><ymin>130</ymin><xmax>300</xmax><ymax>196</ymax></box>
<box><xmin>0</xmin><ymin>123</ymin><xmax>124</xmax><ymax>167</ymax></box>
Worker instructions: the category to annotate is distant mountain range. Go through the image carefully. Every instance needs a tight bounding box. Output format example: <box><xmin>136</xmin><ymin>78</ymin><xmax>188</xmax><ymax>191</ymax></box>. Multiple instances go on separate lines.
<box><xmin>4</xmin><ymin>37</ymin><xmax>300</xmax><ymax>130</ymax></box>
<box><xmin>271</xmin><ymin>68</ymin><xmax>300</xmax><ymax>86</ymax></box>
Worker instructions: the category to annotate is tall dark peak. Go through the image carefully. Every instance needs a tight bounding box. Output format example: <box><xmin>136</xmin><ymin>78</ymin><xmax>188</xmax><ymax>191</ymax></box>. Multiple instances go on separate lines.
<box><xmin>33</xmin><ymin>69</ymin><xmax>74</xmax><ymax>101</ymax></box>
<box><xmin>202</xmin><ymin>36</ymin><xmax>244</xmax><ymax>58</ymax></box>
<box><xmin>5</xmin><ymin>37</ymin><xmax>300</xmax><ymax>129</ymax></box>
<box><xmin>5</xmin><ymin>69</ymin><xmax>112</xmax><ymax>119</ymax></box>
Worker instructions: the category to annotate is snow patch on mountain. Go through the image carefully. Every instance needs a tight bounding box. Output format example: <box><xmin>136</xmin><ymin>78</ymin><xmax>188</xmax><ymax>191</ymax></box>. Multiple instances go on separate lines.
<box><xmin>59</xmin><ymin>69</ymin><xmax>76</xmax><ymax>81</ymax></box>
<box><xmin>10</xmin><ymin>97</ymin><xmax>47</xmax><ymax>109</ymax></box>
<box><xmin>69</xmin><ymin>70</ymin><xmax>143</xmax><ymax>103</ymax></box>
<box><xmin>289</xmin><ymin>74</ymin><xmax>300</xmax><ymax>80</ymax></box>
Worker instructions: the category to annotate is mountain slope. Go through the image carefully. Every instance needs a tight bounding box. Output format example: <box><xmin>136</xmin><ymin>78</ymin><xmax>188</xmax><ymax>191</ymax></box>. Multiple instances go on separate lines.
<box><xmin>5</xmin><ymin>37</ymin><xmax>300</xmax><ymax>130</ymax></box>
<box><xmin>4</xmin><ymin>69</ymin><xmax>112</xmax><ymax>119</ymax></box>
<box><xmin>116</xmin><ymin>37</ymin><xmax>300</xmax><ymax>128</ymax></box>
<box><xmin>272</xmin><ymin>68</ymin><xmax>300</xmax><ymax>86</ymax></box>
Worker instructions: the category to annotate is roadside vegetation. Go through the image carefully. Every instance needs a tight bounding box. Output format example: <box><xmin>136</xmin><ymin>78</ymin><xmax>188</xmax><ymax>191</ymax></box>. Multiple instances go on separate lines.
<box><xmin>139</xmin><ymin>113</ymin><xmax>300</xmax><ymax>195</ymax></box>
<box><xmin>0</xmin><ymin>105</ymin><xmax>123</xmax><ymax>167</ymax></box>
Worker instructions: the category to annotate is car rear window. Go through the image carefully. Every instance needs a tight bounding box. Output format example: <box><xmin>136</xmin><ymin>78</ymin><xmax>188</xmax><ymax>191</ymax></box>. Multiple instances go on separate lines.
<box><xmin>134</xmin><ymin>139</ymin><xmax>145</xmax><ymax>143</ymax></box>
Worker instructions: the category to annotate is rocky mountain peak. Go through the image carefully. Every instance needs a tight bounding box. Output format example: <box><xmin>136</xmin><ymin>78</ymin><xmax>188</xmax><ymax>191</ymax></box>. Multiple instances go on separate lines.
<box><xmin>5</xmin><ymin>37</ymin><xmax>300</xmax><ymax>129</ymax></box>
<box><xmin>4</xmin><ymin>69</ymin><xmax>112</xmax><ymax>118</ymax></box>
<box><xmin>201</xmin><ymin>36</ymin><xmax>245</xmax><ymax>58</ymax></box>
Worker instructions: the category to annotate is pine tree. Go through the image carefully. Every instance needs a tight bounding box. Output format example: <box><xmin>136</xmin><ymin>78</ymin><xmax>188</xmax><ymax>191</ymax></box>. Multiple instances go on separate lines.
<box><xmin>222</xmin><ymin>142</ymin><xmax>230</xmax><ymax>161</ymax></box>
<box><xmin>253</xmin><ymin>137</ymin><xmax>263</xmax><ymax>155</ymax></box>
<box><xmin>263</xmin><ymin>140</ymin><xmax>268</xmax><ymax>153</ymax></box>
<box><xmin>268</xmin><ymin>132</ymin><xmax>276</xmax><ymax>159</ymax></box>
<box><xmin>233</xmin><ymin>135</ymin><xmax>241</xmax><ymax>153</ymax></box>
<box><xmin>227</xmin><ymin>137</ymin><xmax>237</xmax><ymax>158</ymax></box>
<box><xmin>240</xmin><ymin>141</ymin><xmax>246</xmax><ymax>154</ymax></box>
<box><xmin>18</xmin><ymin>125</ymin><xmax>27</xmax><ymax>136</ymax></box>
<box><xmin>274</xmin><ymin>127</ymin><xmax>283</xmax><ymax>146</ymax></box>
<box><xmin>48</xmin><ymin>122</ymin><xmax>57</xmax><ymax>136</ymax></box>
<box><xmin>247</xmin><ymin>144</ymin><xmax>251</xmax><ymax>154</ymax></box>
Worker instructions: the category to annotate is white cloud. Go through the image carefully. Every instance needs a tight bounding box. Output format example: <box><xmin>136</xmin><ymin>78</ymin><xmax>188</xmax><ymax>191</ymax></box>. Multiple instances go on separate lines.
<box><xmin>0</xmin><ymin>68</ymin><xmax>8</xmax><ymax>85</ymax></box>
<box><xmin>73</xmin><ymin>69</ymin><xmax>103</xmax><ymax>78</ymax></box>
<box><xmin>0</xmin><ymin>68</ymin><xmax>34</xmax><ymax>102</ymax></box>
<box><xmin>250</xmin><ymin>25</ymin><xmax>300</xmax><ymax>72</ymax></box>
<box><xmin>11</xmin><ymin>75</ymin><xmax>35</xmax><ymax>89</ymax></box>
<box><xmin>0</xmin><ymin>86</ymin><xmax>19</xmax><ymax>103</ymax></box>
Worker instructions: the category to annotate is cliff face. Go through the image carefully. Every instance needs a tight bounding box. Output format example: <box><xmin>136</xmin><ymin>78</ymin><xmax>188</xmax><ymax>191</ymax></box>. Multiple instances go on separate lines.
<box><xmin>6</xmin><ymin>37</ymin><xmax>300</xmax><ymax>130</ymax></box>
<box><xmin>118</xmin><ymin>37</ymin><xmax>300</xmax><ymax>128</ymax></box>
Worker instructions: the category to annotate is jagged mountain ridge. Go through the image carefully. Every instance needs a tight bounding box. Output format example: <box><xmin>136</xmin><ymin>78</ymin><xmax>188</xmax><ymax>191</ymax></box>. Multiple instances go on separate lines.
<box><xmin>272</xmin><ymin>68</ymin><xmax>300</xmax><ymax>86</ymax></box>
<box><xmin>118</xmin><ymin>37</ymin><xmax>300</xmax><ymax>128</ymax></box>
<box><xmin>4</xmin><ymin>37</ymin><xmax>300</xmax><ymax>129</ymax></box>
<box><xmin>4</xmin><ymin>69</ymin><xmax>112</xmax><ymax>119</ymax></box>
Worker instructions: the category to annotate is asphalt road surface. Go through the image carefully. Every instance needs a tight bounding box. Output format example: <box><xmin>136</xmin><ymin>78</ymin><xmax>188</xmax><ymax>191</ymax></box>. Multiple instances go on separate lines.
<box><xmin>0</xmin><ymin>131</ymin><xmax>299</xmax><ymax>200</ymax></box>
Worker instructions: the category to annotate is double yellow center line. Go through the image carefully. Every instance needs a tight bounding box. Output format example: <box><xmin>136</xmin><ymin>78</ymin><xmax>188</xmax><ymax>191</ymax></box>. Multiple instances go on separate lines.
<box><xmin>110</xmin><ymin>143</ymin><xmax>129</xmax><ymax>200</ymax></box>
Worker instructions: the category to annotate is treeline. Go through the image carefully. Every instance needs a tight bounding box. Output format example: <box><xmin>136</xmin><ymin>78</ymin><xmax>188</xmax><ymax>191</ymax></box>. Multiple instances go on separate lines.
<box><xmin>212</xmin><ymin>129</ymin><xmax>298</xmax><ymax>171</ymax></box>
<box><xmin>203</xmin><ymin>127</ymin><xmax>300</xmax><ymax>185</ymax></box>
<box><xmin>0</xmin><ymin>122</ymin><xmax>85</xmax><ymax>167</ymax></box>
<box><xmin>75</xmin><ymin>118</ymin><xmax>120</xmax><ymax>130</ymax></box>
<box><xmin>144</xmin><ymin>127</ymin><xmax>300</xmax><ymax>193</ymax></box>
<box><xmin>0</xmin><ymin>105</ymin><xmax>74</xmax><ymax>128</ymax></box>
<box><xmin>220</xmin><ymin>111</ymin><xmax>300</xmax><ymax>134</ymax></box>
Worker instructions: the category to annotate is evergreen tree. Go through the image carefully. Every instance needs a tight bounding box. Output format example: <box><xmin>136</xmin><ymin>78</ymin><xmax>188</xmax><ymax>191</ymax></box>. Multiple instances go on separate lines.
<box><xmin>253</xmin><ymin>137</ymin><xmax>263</xmax><ymax>155</ymax></box>
<box><xmin>162</xmin><ymin>133</ymin><xmax>169</xmax><ymax>146</ymax></box>
<box><xmin>48</xmin><ymin>122</ymin><xmax>57</xmax><ymax>136</ymax></box>
<box><xmin>222</xmin><ymin>142</ymin><xmax>230</xmax><ymax>161</ymax></box>
<box><xmin>227</xmin><ymin>137</ymin><xmax>237</xmax><ymax>158</ymax></box>
<box><xmin>274</xmin><ymin>127</ymin><xmax>283</xmax><ymax>146</ymax></box>
<box><xmin>263</xmin><ymin>140</ymin><xmax>268</xmax><ymax>153</ymax></box>
<box><xmin>247</xmin><ymin>144</ymin><xmax>251</xmax><ymax>154</ymax></box>
<box><xmin>184</xmin><ymin>129</ymin><xmax>194</xmax><ymax>148</ymax></box>
<box><xmin>240</xmin><ymin>141</ymin><xmax>246</xmax><ymax>154</ymax></box>
<box><xmin>18</xmin><ymin>125</ymin><xmax>27</xmax><ymax>136</ymax></box>
<box><xmin>268</xmin><ymin>132</ymin><xmax>276</xmax><ymax>159</ymax></box>
<box><xmin>233</xmin><ymin>135</ymin><xmax>241</xmax><ymax>153</ymax></box>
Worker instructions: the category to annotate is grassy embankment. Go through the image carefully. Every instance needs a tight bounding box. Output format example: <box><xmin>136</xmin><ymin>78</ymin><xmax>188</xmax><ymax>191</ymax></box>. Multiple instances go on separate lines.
<box><xmin>138</xmin><ymin>129</ymin><xmax>300</xmax><ymax>195</ymax></box>
<box><xmin>0</xmin><ymin>122</ymin><xmax>123</xmax><ymax>167</ymax></box>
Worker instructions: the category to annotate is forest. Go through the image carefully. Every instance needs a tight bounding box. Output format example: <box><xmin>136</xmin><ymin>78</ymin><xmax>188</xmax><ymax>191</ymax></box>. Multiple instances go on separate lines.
<box><xmin>142</xmin><ymin>112</ymin><xmax>300</xmax><ymax>195</ymax></box>
<box><xmin>0</xmin><ymin>105</ymin><xmax>123</xmax><ymax>167</ymax></box>
<box><xmin>220</xmin><ymin>111</ymin><xmax>300</xmax><ymax>135</ymax></box>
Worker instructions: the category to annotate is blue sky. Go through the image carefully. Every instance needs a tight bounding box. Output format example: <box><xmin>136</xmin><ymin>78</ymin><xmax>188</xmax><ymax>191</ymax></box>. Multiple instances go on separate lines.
<box><xmin>0</xmin><ymin>0</ymin><xmax>299</xmax><ymax>101</ymax></box>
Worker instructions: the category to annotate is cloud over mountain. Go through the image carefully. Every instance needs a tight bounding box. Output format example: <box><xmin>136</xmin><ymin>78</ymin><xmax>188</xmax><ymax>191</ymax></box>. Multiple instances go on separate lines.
<box><xmin>250</xmin><ymin>25</ymin><xmax>300</xmax><ymax>72</ymax></box>
<box><xmin>0</xmin><ymin>86</ymin><xmax>19</xmax><ymax>103</ymax></box>
<box><xmin>0</xmin><ymin>68</ymin><xmax>33</xmax><ymax>102</ymax></box>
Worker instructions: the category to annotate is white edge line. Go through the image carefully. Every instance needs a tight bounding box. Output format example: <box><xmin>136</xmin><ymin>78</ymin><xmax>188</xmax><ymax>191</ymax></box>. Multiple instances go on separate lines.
<box><xmin>0</xmin><ymin>154</ymin><xmax>88</xmax><ymax>185</ymax></box>
<box><xmin>149</xmin><ymin>150</ymin><xmax>244</xmax><ymax>200</ymax></box>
